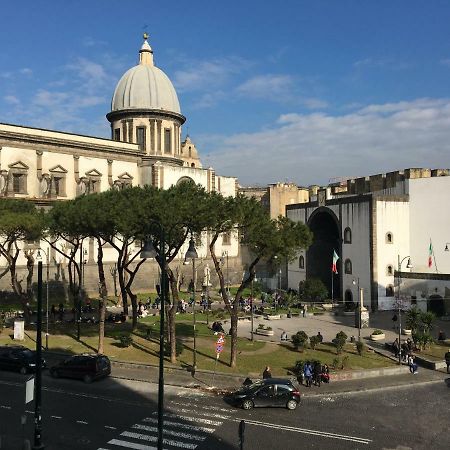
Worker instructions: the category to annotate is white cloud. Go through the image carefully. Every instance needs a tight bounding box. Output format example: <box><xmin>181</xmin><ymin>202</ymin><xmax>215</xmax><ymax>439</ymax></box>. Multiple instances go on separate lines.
<box><xmin>303</xmin><ymin>98</ymin><xmax>329</xmax><ymax>110</ymax></box>
<box><xmin>3</xmin><ymin>95</ymin><xmax>20</xmax><ymax>105</ymax></box>
<box><xmin>19</xmin><ymin>68</ymin><xmax>32</xmax><ymax>76</ymax></box>
<box><xmin>173</xmin><ymin>57</ymin><xmax>248</xmax><ymax>92</ymax></box>
<box><xmin>206</xmin><ymin>98</ymin><xmax>450</xmax><ymax>186</ymax></box>
<box><xmin>236</xmin><ymin>74</ymin><xmax>294</xmax><ymax>101</ymax></box>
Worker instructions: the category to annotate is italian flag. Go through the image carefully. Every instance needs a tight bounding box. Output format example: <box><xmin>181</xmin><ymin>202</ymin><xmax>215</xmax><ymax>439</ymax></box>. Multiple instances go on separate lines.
<box><xmin>428</xmin><ymin>241</ymin><xmax>433</xmax><ymax>268</ymax></box>
<box><xmin>332</xmin><ymin>250</ymin><xmax>339</xmax><ymax>274</ymax></box>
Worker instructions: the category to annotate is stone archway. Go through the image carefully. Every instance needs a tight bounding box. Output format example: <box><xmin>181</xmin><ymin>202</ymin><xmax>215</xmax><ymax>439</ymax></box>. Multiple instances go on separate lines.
<box><xmin>307</xmin><ymin>208</ymin><xmax>341</xmax><ymax>301</ymax></box>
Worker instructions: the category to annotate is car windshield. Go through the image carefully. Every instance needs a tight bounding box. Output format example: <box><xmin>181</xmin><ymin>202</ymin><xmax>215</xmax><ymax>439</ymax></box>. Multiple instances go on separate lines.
<box><xmin>236</xmin><ymin>380</ymin><xmax>265</xmax><ymax>394</ymax></box>
<box><xmin>18</xmin><ymin>349</ymin><xmax>34</xmax><ymax>358</ymax></box>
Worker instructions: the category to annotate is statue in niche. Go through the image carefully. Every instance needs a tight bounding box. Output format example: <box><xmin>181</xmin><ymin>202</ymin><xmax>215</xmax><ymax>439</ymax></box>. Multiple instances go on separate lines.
<box><xmin>0</xmin><ymin>170</ymin><xmax>8</xmax><ymax>195</ymax></box>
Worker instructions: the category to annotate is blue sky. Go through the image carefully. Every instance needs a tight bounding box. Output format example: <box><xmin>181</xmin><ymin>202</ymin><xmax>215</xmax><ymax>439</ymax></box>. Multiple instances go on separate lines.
<box><xmin>1</xmin><ymin>0</ymin><xmax>450</xmax><ymax>185</ymax></box>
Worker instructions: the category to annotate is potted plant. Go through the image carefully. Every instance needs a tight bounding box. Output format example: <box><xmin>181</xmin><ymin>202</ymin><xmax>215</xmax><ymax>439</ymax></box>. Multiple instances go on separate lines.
<box><xmin>370</xmin><ymin>329</ymin><xmax>385</xmax><ymax>341</ymax></box>
<box><xmin>256</xmin><ymin>324</ymin><xmax>274</xmax><ymax>336</ymax></box>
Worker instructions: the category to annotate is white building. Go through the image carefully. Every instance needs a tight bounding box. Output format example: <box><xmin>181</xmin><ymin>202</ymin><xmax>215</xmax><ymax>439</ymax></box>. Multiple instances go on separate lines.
<box><xmin>0</xmin><ymin>35</ymin><xmax>239</xmax><ymax>292</ymax></box>
<box><xmin>287</xmin><ymin>168</ymin><xmax>450</xmax><ymax>315</ymax></box>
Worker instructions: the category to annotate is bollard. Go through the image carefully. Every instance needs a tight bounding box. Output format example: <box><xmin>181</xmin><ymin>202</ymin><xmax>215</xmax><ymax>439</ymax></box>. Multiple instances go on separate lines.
<box><xmin>238</xmin><ymin>420</ymin><xmax>245</xmax><ymax>450</ymax></box>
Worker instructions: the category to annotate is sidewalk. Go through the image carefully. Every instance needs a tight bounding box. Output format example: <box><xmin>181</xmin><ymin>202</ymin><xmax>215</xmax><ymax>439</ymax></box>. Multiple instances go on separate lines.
<box><xmin>109</xmin><ymin>358</ymin><xmax>449</xmax><ymax>397</ymax></box>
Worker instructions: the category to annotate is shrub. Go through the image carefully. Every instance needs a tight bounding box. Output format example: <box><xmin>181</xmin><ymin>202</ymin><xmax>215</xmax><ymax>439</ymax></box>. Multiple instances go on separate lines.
<box><xmin>333</xmin><ymin>331</ymin><xmax>347</xmax><ymax>354</ymax></box>
<box><xmin>118</xmin><ymin>334</ymin><xmax>133</xmax><ymax>348</ymax></box>
<box><xmin>341</xmin><ymin>355</ymin><xmax>350</xmax><ymax>369</ymax></box>
<box><xmin>412</xmin><ymin>331</ymin><xmax>434</xmax><ymax>350</ymax></box>
<box><xmin>309</xmin><ymin>335</ymin><xmax>321</xmax><ymax>350</ymax></box>
<box><xmin>292</xmin><ymin>331</ymin><xmax>309</xmax><ymax>351</ymax></box>
<box><xmin>356</xmin><ymin>340</ymin><xmax>366</xmax><ymax>356</ymax></box>
<box><xmin>371</xmin><ymin>329</ymin><xmax>384</xmax><ymax>335</ymax></box>
<box><xmin>257</xmin><ymin>324</ymin><xmax>265</xmax><ymax>329</ymax></box>
<box><xmin>332</xmin><ymin>357</ymin><xmax>341</xmax><ymax>370</ymax></box>
<box><xmin>266</xmin><ymin>326</ymin><xmax>272</xmax><ymax>331</ymax></box>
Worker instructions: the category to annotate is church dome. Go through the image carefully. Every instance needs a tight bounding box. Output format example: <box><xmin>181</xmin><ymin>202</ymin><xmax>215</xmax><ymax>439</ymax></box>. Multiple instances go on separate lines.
<box><xmin>111</xmin><ymin>35</ymin><xmax>181</xmax><ymax>115</ymax></box>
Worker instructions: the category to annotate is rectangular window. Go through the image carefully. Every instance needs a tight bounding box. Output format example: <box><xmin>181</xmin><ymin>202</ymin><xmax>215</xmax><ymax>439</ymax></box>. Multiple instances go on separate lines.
<box><xmin>137</xmin><ymin>127</ymin><xmax>146</xmax><ymax>151</ymax></box>
<box><xmin>222</xmin><ymin>231</ymin><xmax>231</xmax><ymax>246</ymax></box>
<box><xmin>114</xmin><ymin>128</ymin><xmax>121</xmax><ymax>141</ymax></box>
<box><xmin>12</xmin><ymin>174</ymin><xmax>25</xmax><ymax>193</ymax></box>
<box><xmin>164</xmin><ymin>128</ymin><xmax>171</xmax><ymax>154</ymax></box>
<box><xmin>54</xmin><ymin>177</ymin><xmax>61</xmax><ymax>196</ymax></box>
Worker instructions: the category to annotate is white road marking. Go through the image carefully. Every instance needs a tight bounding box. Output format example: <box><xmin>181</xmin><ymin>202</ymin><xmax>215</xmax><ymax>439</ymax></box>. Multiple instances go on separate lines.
<box><xmin>169</xmin><ymin>401</ymin><xmax>236</xmax><ymax>413</ymax></box>
<box><xmin>51</xmin><ymin>415</ymin><xmax>62</xmax><ymax>419</ymax></box>
<box><xmin>120</xmin><ymin>431</ymin><xmax>197</xmax><ymax>449</ymax></box>
<box><xmin>77</xmin><ymin>420</ymin><xmax>88</xmax><ymax>425</ymax></box>
<box><xmin>107</xmin><ymin>439</ymin><xmax>158</xmax><ymax>449</ymax></box>
<box><xmin>168</xmin><ymin>407</ymin><xmax>230</xmax><ymax>420</ymax></box>
<box><xmin>143</xmin><ymin>417</ymin><xmax>215</xmax><ymax>433</ymax></box>
<box><xmin>132</xmin><ymin>424</ymin><xmax>206</xmax><ymax>441</ymax></box>
<box><xmin>155</xmin><ymin>412</ymin><xmax>222</xmax><ymax>427</ymax></box>
<box><xmin>25</xmin><ymin>410</ymin><xmax>33</xmax><ymax>414</ymax></box>
<box><xmin>105</xmin><ymin>425</ymin><xmax>117</xmax><ymax>430</ymax></box>
<box><xmin>233</xmin><ymin>418</ymin><xmax>372</xmax><ymax>444</ymax></box>
<box><xmin>0</xmin><ymin>405</ymin><xmax>11</xmax><ymax>409</ymax></box>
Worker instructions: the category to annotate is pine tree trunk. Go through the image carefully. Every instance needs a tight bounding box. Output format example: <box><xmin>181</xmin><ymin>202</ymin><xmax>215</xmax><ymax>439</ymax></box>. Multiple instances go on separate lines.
<box><xmin>96</xmin><ymin>240</ymin><xmax>107</xmax><ymax>354</ymax></box>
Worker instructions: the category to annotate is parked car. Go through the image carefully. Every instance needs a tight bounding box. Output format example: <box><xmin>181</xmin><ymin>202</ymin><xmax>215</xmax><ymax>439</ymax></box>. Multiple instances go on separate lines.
<box><xmin>50</xmin><ymin>354</ymin><xmax>111</xmax><ymax>383</ymax></box>
<box><xmin>227</xmin><ymin>378</ymin><xmax>301</xmax><ymax>410</ymax></box>
<box><xmin>0</xmin><ymin>345</ymin><xmax>45</xmax><ymax>374</ymax></box>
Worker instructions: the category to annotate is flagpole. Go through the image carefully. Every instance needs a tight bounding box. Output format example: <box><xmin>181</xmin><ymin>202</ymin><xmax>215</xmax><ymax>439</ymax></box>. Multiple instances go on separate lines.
<box><xmin>331</xmin><ymin>259</ymin><xmax>334</xmax><ymax>302</ymax></box>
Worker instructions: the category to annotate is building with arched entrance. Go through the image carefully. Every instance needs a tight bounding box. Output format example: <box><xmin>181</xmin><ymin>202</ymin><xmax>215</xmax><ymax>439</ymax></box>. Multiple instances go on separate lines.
<box><xmin>287</xmin><ymin>168</ymin><xmax>450</xmax><ymax>314</ymax></box>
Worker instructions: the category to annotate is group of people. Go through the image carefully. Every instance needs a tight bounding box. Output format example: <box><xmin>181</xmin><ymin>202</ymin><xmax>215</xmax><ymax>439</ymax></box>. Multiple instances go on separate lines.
<box><xmin>302</xmin><ymin>361</ymin><xmax>330</xmax><ymax>387</ymax></box>
<box><xmin>392</xmin><ymin>337</ymin><xmax>415</xmax><ymax>361</ymax></box>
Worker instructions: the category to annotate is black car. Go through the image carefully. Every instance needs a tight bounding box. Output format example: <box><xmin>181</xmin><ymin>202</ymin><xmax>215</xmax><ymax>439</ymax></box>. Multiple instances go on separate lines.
<box><xmin>50</xmin><ymin>354</ymin><xmax>111</xmax><ymax>383</ymax></box>
<box><xmin>0</xmin><ymin>345</ymin><xmax>45</xmax><ymax>374</ymax></box>
<box><xmin>227</xmin><ymin>378</ymin><xmax>301</xmax><ymax>410</ymax></box>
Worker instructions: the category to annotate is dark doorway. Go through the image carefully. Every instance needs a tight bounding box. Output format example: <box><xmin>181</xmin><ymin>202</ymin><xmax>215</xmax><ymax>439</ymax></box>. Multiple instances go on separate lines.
<box><xmin>428</xmin><ymin>294</ymin><xmax>445</xmax><ymax>317</ymax></box>
<box><xmin>344</xmin><ymin>290</ymin><xmax>353</xmax><ymax>307</ymax></box>
<box><xmin>307</xmin><ymin>209</ymin><xmax>341</xmax><ymax>300</ymax></box>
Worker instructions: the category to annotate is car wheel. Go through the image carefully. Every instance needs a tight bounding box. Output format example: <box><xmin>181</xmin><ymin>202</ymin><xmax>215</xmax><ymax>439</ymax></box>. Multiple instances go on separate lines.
<box><xmin>50</xmin><ymin>369</ymin><xmax>59</xmax><ymax>378</ymax></box>
<box><xmin>19</xmin><ymin>366</ymin><xmax>27</xmax><ymax>375</ymax></box>
<box><xmin>242</xmin><ymin>399</ymin><xmax>254</xmax><ymax>410</ymax></box>
<box><xmin>287</xmin><ymin>400</ymin><xmax>298</xmax><ymax>410</ymax></box>
<box><xmin>83</xmin><ymin>374</ymin><xmax>93</xmax><ymax>384</ymax></box>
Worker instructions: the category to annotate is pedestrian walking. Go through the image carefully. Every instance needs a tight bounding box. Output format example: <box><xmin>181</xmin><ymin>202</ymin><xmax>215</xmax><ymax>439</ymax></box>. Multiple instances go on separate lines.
<box><xmin>262</xmin><ymin>366</ymin><xmax>272</xmax><ymax>379</ymax></box>
<box><xmin>303</xmin><ymin>304</ymin><xmax>308</xmax><ymax>318</ymax></box>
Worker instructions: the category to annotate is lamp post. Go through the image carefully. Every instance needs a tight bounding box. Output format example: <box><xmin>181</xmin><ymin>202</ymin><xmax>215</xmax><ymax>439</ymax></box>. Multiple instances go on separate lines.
<box><xmin>397</xmin><ymin>255</ymin><xmax>412</xmax><ymax>365</ymax></box>
<box><xmin>445</xmin><ymin>243</ymin><xmax>450</xmax><ymax>252</ymax></box>
<box><xmin>184</xmin><ymin>237</ymin><xmax>198</xmax><ymax>373</ymax></box>
<box><xmin>352</xmin><ymin>278</ymin><xmax>363</xmax><ymax>341</ymax></box>
<box><xmin>141</xmin><ymin>226</ymin><xmax>166</xmax><ymax>450</ymax></box>
<box><xmin>34</xmin><ymin>255</ymin><xmax>44</xmax><ymax>449</ymax></box>
<box><xmin>37</xmin><ymin>249</ymin><xmax>49</xmax><ymax>350</ymax></box>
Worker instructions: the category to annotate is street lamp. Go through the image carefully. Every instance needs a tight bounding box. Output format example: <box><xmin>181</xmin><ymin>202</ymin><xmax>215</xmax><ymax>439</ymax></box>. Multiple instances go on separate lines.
<box><xmin>397</xmin><ymin>255</ymin><xmax>412</xmax><ymax>365</ymax></box>
<box><xmin>37</xmin><ymin>249</ymin><xmax>49</xmax><ymax>350</ymax></box>
<box><xmin>445</xmin><ymin>243</ymin><xmax>450</xmax><ymax>251</ymax></box>
<box><xmin>352</xmin><ymin>278</ymin><xmax>363</xmax><ymax>341</ymax></box>
<box><xmin>140</xmin><ymin>226</ymin><xmax>166</xmax><ymax>450</ymax></box>
<box><xmin>34</xmin><ymin>253</ymin><xmax>44</xmax><ymax>449</ymax></box>
<box><xmin>184</xmin><ymin>237</ymin><xmax>198</xmax><ymax>373</ymax></box>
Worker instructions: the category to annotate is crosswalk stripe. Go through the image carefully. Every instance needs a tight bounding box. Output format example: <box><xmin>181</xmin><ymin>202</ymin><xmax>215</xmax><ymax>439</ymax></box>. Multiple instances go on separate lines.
<box><xmin>168</xmin><ymin>407</ymin><xmax>230</xmax><ymax>420</ymax></box>
<box><xmin>154</xmin><ymin>412</ymin><xmax>223</xmax><ymax>427</ymax></box>
<box><xmin>143</xmin><ymin>417</ymin><xmax>215</xmax><ymax>433</ymax></box>
<box><xmin>121</xmin><ymin>431</ymin><xmax>197</xmax><ymax>449</ymax></box>
<box><xmin>169</xmin><ymin>401</ymin><xmax>236</xmax><ymax>413</ymax></box>
<box><xmin>107</xmin><ymin>439</ymin><xmax>158</xmax><ymax>449</ymax></box>
<box><xmin>132</xmin><ymin>424</ymin><xmax>206</xmax><ymax>442</ymax></box>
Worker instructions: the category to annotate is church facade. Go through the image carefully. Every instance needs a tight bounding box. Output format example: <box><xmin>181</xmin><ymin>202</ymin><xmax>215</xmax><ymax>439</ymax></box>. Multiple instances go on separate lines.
<box><xmin>0</xmin><ymin>36</ymin><xmax>239</xmax><ymax>293</ymax></box>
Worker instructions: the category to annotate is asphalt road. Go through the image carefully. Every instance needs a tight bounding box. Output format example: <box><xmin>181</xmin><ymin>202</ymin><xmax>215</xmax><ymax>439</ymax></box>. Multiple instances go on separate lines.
<box><xmin>0</xmin><ymin>370</ymin><xmax>448</xmax><ymax>450</ymax></box>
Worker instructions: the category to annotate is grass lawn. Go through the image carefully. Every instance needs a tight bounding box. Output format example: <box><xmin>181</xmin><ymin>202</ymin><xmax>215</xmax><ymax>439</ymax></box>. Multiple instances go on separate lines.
<box><xmin>0</xmin><ymin>319</ymin><xmax>394</xmax><ymax>376</ymax></box>
<box><xmin>416</xmin><ymin>342</ymin><xmax>449</xmax><ymax>361</ymax></box>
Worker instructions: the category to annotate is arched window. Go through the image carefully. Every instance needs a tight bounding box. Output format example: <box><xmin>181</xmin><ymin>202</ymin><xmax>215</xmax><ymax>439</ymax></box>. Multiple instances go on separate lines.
<box><xmin>344</xmin><ymin>259</ymin><xmax>352</xmax><ymax>274</ymax></box>
<box><xmin>386</xmin><ymin>232</ymin><xmax>393</xmax><ymax>244</ymax></box>
<box><xmin>386</xmin><ymin>285</ymin><xmax>394</xmax><ymax>297</ymax></box>
<box><xmin>344</xmin><ymin>227</ymin><xmax>352</xmax><ymax>244</ymax></box>
<box><xmin>299</xmin><ymin>255</ymin><xmax>305</xmax><ymax>269</ymax></box>
<box><xmin>386</xmin><ymin>265</ymin><xmax>393</xmax><ymax>276</ymax></box>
